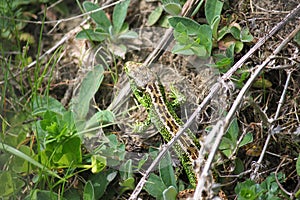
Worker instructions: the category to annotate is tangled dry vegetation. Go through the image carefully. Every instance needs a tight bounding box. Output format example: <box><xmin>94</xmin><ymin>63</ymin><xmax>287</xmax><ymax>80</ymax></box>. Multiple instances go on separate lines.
<box><xmin>1</xmin><ymin>0</ymin><xmax>300</xmax><ymax>199</ymax></box>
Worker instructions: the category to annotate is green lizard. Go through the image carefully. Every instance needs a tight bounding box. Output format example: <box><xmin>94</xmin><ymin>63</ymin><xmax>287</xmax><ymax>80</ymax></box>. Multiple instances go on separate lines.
<box><xmin>125</xmin><ymin>61</ymin><xmax>201</xmax><ymax>187</ymax></box>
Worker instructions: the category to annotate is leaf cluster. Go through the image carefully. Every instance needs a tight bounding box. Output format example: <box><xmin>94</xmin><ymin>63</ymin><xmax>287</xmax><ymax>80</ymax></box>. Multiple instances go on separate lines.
<box><xmin>76</xmin><ymin>0</ymin><xmax>138</xmax><ymax>58</ymax></box>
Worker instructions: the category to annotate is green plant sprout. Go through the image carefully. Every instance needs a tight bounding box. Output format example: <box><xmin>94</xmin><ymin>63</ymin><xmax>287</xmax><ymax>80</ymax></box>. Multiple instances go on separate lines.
<box><xmin>235</xmin><ymin>173</ymin><xmax>287</xmax><ymax>200</ymax></box>
<box><xmin>76</xmin><ymin>0</ymin><xmax>138</xmax><ymax>58</ymax></box>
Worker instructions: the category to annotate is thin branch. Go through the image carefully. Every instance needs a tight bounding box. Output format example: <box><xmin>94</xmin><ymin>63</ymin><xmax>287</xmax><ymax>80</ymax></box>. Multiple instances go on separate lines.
<box><xmin>223</xmin><ymin>3</ymin><xmax>300</xmax><ymax>80</ymax></box>
<box><xmin>251</xmin><ymin>69</ymin><xmax>293</xmax><ymax>180</ymax></box>
<box><xmin>194</xmin><ymin>19</ymin><xmax>300</xmax><ymax>200</ymax></box>
<box><xmin>250</xmin><ymin>24</ymin><xmax>300</xmax><ymax>179</ymax></box>
<box><xmin>274</xmin><ymin>157</ymin><xmax>294</xmax><ymax>198</ymax></box>
<box><xmin>129</xmin><ymin>2</ymin><xmax>300</xmax><ymax>199</ymax></box>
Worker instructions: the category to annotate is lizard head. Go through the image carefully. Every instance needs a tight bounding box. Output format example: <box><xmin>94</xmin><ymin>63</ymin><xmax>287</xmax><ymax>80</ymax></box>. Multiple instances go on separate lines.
<box><xmin>124</xmin><ymin>61</ymin><xmax>157</xmax><ymax>88</ymax></box>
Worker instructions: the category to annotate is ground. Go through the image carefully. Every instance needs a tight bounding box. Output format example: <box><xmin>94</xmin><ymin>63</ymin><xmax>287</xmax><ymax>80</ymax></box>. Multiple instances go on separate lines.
<box><xmin>1</xmin><ymin>0</ymin><xmax>300</xmax><ymax>199</ymax></box>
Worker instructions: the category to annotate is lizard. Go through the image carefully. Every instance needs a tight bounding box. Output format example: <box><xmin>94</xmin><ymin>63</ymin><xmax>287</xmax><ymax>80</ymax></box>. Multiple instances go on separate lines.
<box><xmin>124</xmin><ymin>61</ymin><xmax>201</xmax><ymax>188</ymax></box>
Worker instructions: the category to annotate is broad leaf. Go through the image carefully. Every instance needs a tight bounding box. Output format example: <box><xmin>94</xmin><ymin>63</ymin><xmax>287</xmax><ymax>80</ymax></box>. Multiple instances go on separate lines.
<box><xmin>118</xmin><ymin>30</ymin><xmax>138</xmax><ymax>39</ymax></box>
<box><xmin>147</xmin><ymin>6</ymin><xmax>163</xmax><ymax>26</ymax></box>
<box><xmin>51</xmin><ymin>136</ymin><xmax>82</xmax><ymax>166</ymax></box>
<box><xmin>144</xmin><ymin>173</ymin><xmax>167</xmax><ymax>199</ymax></box>
<box><xmin>32</xmin><ymin>96</ymin><xmax>66</xmax><ymax>116</ymax></box>
<box><xmin>83</xmin><ymin>2</ymin><xmax>111</xmax><ymax>31</ymax></box>
<box><xmin>113</xmin><ymin>0</ymin><xmax>130</xmax><ymax>34</ymax></box>
<box><xmin>89</xmin><ymin>170</ymin><xmax>117</xmax><ymax>199</ymax></box>
<box><xmin>169</xmin><ymin>17</ymin><xmax>201</xmax><ymax>35</ymax></box>
<box><xmin>172</xmin><ymin>43</ymin><xmax>195</xmax><ymax>55</ymax></box>
<box><xmin>76</xmin><ymin>29</ymin><xmax>109</xmax><ymax>42</ymax></box>
<box><xmin>240</xmin><ymin>28</ymin><xmax>254</xmax><ymax>42</ymax></box>
<box><xmin>24</xmin><ymin>190</ymin><xmax>62</xmax><ymax>200</ymax></box>
<box><xmin>163</xmin><ymin>186</ymin><xmax>177</xmax><ymax>200</ymax></box>
<box><xmin>71</xmin><ymin>64</ymin><xmax>104</xmax><ymax>120</ymax></box>
<box><xmin>159</xmin><ymin>152</ymin><xmax>177</xmax><ymax>189</ymax></box>
<box><xmin>239</xmin><ymin>132</ymin><xmax>253</xmax><ymax>147</ymax></box>
<box><xmin>296</xmin><ymin>154</ymin><xmax>300</xmax><ymax>176</ymax></box>
<box><xmin>205</xmin><ymin>0</ymin><xmax>223</xmax><ymax>26</ymax></box>
<box><xmin>11</xmin><ymin>145</ymin><xmax>33</xmax><ymax>173</ymax></box>
<box><xmin>85</xmin><ymin>110</ymin><xmax>115</xmax><ymax>129</ymax></box>
<box><xmin>163</xmin><ymin>3</ymin><xmax>182</xmax><ymax>15</ymax></box>
<box><xmin>227</xmin><ymin>118</ymin><xmax>239</xmax><ymax>143</ymax></box>
<box><xmin>293</xmin><ymin>31</ymin><xmax>300</xmax><ymax>46</ymax></box>
<box><xmin>83</xmin><ymin>181</ymin><xmax>95</xmax><ymax>200</ymax></box>
<box><xmin>91</xmin><ymin>155</ymin><xmax>106</xmax><ymax>173</ymax></box>
<box><xmin>0</xmin><ymin>171</ymin><xmax>25</xmax><ymax>198</ymax></box>
<box><xmin>120</xmin><ymin>159</ymin><xmax>133</xmax><ymax>181</ymax></box>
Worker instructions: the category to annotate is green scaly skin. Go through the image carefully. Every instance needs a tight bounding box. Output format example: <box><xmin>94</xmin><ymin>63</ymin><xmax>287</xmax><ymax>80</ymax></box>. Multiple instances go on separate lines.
<box><xmin>125</xmin><ymin>61</ymin><xmax>200</xmax><ymax>187</ymax></box>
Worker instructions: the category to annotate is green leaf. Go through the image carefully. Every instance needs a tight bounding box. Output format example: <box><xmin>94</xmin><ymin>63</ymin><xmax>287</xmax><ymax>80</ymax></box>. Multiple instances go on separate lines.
<box><xmin>71</xmin><ymin>64</ymin><xmax>104</xmax><ymax>120</ymax></box>
<box><xmin>144</xmin><ymin>173</ymin><xmax>167</xmax><ymax>199</ymax></box>
<box><xmin>83</xmin><ymin>181</ymin><xmax>95</xmax><ymax>200</ymax></box>
<box><xmin>76</xmin><ymin>29</ymin><xmax>109</xmax><ymax>42</ymax></box>
<box><xmin>32</xmin><ymin>96</ymin><xmax>66</xmax><ymax>116</ymax></box>
<box><xmin>120</xmin><ymin>177</ymin><xmax>135</xmax><ymax>188</ymax></box>
<box><xmin>118</xmin><ymin>30</ymin><xmax>138</xmax><ymax>39</ymax></box>
<box><xmin>97</xmin><ymin>134</ymin><xmax>126</xmax><ymax>167</ymax></box>
<box><xmin>297</xmin><ymin>154</ymin><xmax>300</xmax><ymax>176</ymax></box>
<box><xmin>226</xmin><ymin>43</ymin><xmax>235</xmax><ymax>59</ymax></box>
<box><xmin>62</xmin><ymin>188</ymin><xmax>81</xmax><ymax>200</ymax></box>
<box><xmin>219</xmin><ymin>118</ymin><xmax>239</xmax><ymax>157</ymax></box>
<box><xmin>118</xmin><ymin>22</ymin><xmax>129</xmax><ymax>33</ymax></box>
<box><xmin>113</xmin><ymin>0</ymin><xmax>130</xmax><ymax>34</ymax></box>
<box><xmin>219</xmin><ymin>137</ymin><xmax>234</xmax><ymax>158</ymax></box>
<box><xmin>227</xmin><ymin>118</ymin><xmax>239</xmax><ymax>143</ymax></box>
<box><xmin>119</xmin><ymin>177</ymin><xmax>135</xmax><ymax>193</ymax></box>
<box><xmin>197</xmin><ymin>24</ymin><xmax>213</xmax><ymax>54</ymax></box>
<box><xmin>89</xmin><ymin>170</ymin><xmax>117</xmax><ymax>199</ymax></box>
<box><xmin>137</xmin><ymin>154</ymin><xmax>149</xmax><ymax>170</ymax></box>
<box><xmin>191</xmin><ymin>45</ymin><xmax>208</xmax><ymax>57</ymax></box>
<box><xmin>108</xmin><ymin>43</ymin><xmax>127</xmax><ymax>59</ymax></box>
<box><xmin>239</xmin><ymin>132</ymin><xmax>253</xmax><ymax>147</ymax></box>
<box><xmin>83</xmin><ymin>2</ymin><xmax>111</xmax><ymax>31</ymax></box>
<box><xmin>169</xmin><ymin>17</ymin><xmax>201</xmax><ymax>35</ymax></box>
<box><xmin>25</xmin><ymin>190</ymin><xmax>63</xmax><ymax>200</ymax></box>
<box><xmin>91</xmin><ymin>155</ymin><xmax>107</xmax><ymax>173</ymax></box>
<box><xmin>163</xmin><ymin>186</ymin><xmax>177</xmax><ymax>200</ymax></box>
<box><xmin>235</xmin><ymin>180</ymin><xmax>257</xmax><ymax>200</ymax></box>
<box><xmin>240</xmin><ymin>28</ymin><xmax>254</xmax><ymax>42</ymax></box>
<box><xmin>172</xmin><ymin>43</ymin><xmax>195</xmax><ymax>55</ymax></box>
<box><xmin>120</xmin><ymin>159</ymin><xmax>133</xmax><ymax>181</ymax></box>
<box><xmin>0</xmin><ymin>143</ymin><xmax>63</xmax><ymax>180</ymax></box>
<box><xmin>217</xmin><ymin>26</ymin><xmax>230</xmax><ymax>41</ymax></box>
<box><xmin>52</xmin><ymin>136</ymin><xmax>82</xmax><ymax>166</ymax></box>
<box><xmin>211</xmin><ymin>15</ymin><xmax>221</xmax><ymax>39</ymax></box>
<box><xmin>159</xmin><ymin>15</ymin><xmax>171</xmax><ymax>28</ymax></box>
<box><xmin>293</xmin><ymin>31</ymin><xmax>300</xmax><ymax>46</ymax></box>
<box><xmin>205</xmin><ymin>0</ymin><xmax>223</xmax><ymax>26</ymax></box>
<box><xmin>234</xmin><ymin>158</ymin><xmax>245</xmax><ymax>174</ymax></box>
<box><xmin>252</xmin><ymin>78</ymin><xmax>273</xmax><ymax>89</ymax></box>
<box><xmin>159</xmin><ymin>152</ymin><xmax>177</xmax><ymax>189</ymax></box>
<box><xmin>173</xmin><ymin>24</ymin><xmax>190</xmax><ymax>44</ymax></box>
<box><xmin>230</xmin><ymin>26</ymin><xmax>241</xmax><ymax>40</ymax></box>
<box><xmin>235</xmin><ymin>41</ymin><xmax>244</xmax><ymax>53</ymax></box>
<box><xmin>163</xmin><ymin>3</ymin><xmax>182</xmax><ymax>15</ymax></box>
<box><xmin>260</xmin><ymin>173</ymin><xmax>284</xmax><ymax>198</ymax></box>
<box><xmin>239</xmin><ymin>187</ymin><xmax>257</xmax><ymax>200</ymax></box>
<box><xmin>213</xmin><ymin>57</ymin><xmax>233</xmax><ymax>71</ymax></box>
<box><xmin>296</xmin><ymin>189</ymin><xmax>300</xmax><ymax>198</ymax></box>
<box><xmin>11</xmin><ymin>145</ymin><xmax>33</xmax><ymax>173</ymax></box>
<box><xmin>147</xmin><ymin>6</ymin><xmax>163</xmax><ymax>26</ymax></box>
<box><xmin>0</xmin><ymin>171</ymin><xmax>24</xmax><ymax>198</ymax></box>
<box><xmin>85</xmin><ymin>110</ymin><xmax>115</xmax><ymax>129</ymax></box>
